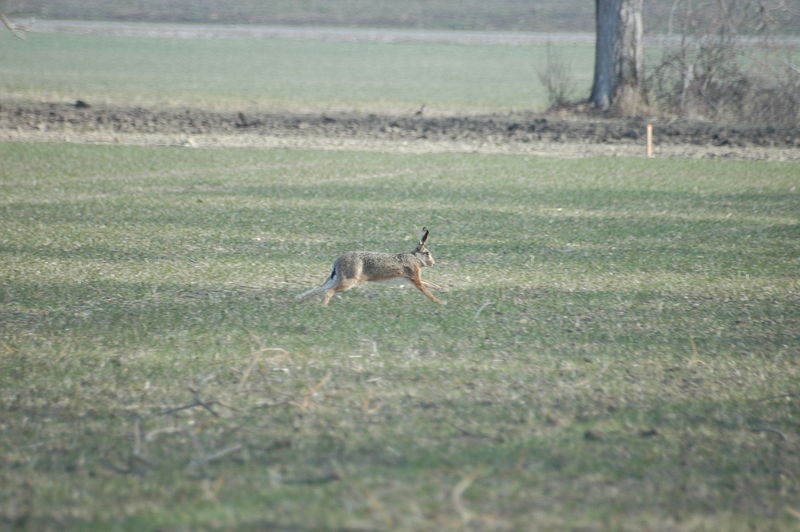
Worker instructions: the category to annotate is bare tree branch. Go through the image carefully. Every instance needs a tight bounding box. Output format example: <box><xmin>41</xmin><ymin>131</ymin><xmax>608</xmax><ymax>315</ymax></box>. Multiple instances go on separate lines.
<box><xmin>0</xmin><ymin>9</ymin><xmax>25</xmax><ymax>39</ymax></box>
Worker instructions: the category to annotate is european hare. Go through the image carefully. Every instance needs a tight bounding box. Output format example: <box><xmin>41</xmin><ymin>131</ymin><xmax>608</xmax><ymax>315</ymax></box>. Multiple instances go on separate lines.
<box><xmin>296</xmin><ymin>227</ymin><xmax>444</xmax><ymax>306</ymax></box>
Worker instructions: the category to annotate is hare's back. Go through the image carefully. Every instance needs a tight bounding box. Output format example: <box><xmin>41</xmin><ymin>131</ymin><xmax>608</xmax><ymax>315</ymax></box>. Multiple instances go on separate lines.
<box><xmin>336</xmin><ymin>251</ymin><xmax>406</xmax><ymax>279</ymax></box>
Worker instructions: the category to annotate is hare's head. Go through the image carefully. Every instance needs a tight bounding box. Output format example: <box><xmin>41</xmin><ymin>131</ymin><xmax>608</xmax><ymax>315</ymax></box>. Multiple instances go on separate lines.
<box><xmin>414</xmin><ymin>227</ymin><xmax>435</xmax><ymax>266</ymax></box>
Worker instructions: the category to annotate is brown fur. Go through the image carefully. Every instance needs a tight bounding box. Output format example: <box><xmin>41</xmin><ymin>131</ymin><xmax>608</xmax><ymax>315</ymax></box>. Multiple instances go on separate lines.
<box><xmin>295</xmin><ymin>228</ymin><xmax>444</xmax><ymax>306</ymax></box>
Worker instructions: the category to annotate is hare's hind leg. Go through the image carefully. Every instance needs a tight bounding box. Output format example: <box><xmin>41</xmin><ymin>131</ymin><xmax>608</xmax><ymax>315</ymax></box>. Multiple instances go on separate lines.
<box><xmin>297</xmin><ymin>265</ymin><xmax>338</xmax><ymax>303</ymax></box>
<box><xmin>295</xmin><ymin>285</ymin><xmax>324</xmax><ymax>302</ymax></box>
<box><xmin>320</xmin><ymin>277</ymin><xmax>360</xmax><ymax>306</ymax></box>
<box><xmin>321</xmin><ymin>288</ymin><xmax>336</xmax><ymax>306</ymax></box>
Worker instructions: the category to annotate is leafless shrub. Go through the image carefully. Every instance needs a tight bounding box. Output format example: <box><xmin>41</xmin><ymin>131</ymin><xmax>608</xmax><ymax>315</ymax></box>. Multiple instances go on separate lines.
<box><xmin>648</xmin><ymin>0</ymin><xmax>800</xmax><ymax>126</ymax></box>
<box><xmin>537</xmin><ymin>42</ymin><xmax>577</xmax><ymax>109</ymax></box>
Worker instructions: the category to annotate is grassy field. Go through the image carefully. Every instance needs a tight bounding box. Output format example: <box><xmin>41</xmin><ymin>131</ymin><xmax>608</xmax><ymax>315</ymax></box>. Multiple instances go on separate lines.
<box><xmin>9</xmin><ymin>0</ymin><xmax>597</xmax><ymax>32</ymax></box>
<box><xmin>8</xmin><ymin>0</ymin><xmax>800</xmax><ymax>35</ymax></box>
<box><xmin>1</xmin><ymin>141</ymin><xmax>798</xmax><ymax>530</ymax></box>
<box><xmin>6</xmin><ymin>0</ymin><xmax>596</xmax><ymax>31</ymax></box>
<box><xmin>0</xmin><ymin>30</ymin><xmax>594</xmax><ymax>114</ymax></box>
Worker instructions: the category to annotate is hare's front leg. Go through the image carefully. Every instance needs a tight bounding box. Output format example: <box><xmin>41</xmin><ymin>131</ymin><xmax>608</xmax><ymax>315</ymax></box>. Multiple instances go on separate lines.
<box><xmin>410</xmin><ymin>274</ymin><xmax>445</xmax><ymax>305</ymax></box>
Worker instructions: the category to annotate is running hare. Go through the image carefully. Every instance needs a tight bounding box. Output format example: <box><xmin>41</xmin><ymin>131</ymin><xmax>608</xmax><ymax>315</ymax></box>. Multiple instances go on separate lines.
<box><xmin>295</xmin><ymin>227</ymin><xmax>444</xmax><ymax>306</ymax></box>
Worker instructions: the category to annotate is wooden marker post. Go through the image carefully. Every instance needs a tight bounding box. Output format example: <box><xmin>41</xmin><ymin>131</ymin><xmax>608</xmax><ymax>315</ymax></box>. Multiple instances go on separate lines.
<box><xmin>646</xmin><ymin>123</ymin><xmax>654</xmax><ymax>158</ymax></box>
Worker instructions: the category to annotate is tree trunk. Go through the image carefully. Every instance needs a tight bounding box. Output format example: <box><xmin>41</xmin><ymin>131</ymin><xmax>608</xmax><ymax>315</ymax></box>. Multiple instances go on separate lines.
<box><xmin>590</xmin><ymin>0</ymin><xmax>645</xmax><ymax>114</ymax></box>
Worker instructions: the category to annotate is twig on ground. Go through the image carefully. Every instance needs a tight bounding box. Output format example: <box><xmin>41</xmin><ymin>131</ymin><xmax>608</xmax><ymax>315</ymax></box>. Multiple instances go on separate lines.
<box><xmin>205</xmin><ymin>443</ymin><xmax>243</xmax><ymax>463</ymax></box>
<box><xmin>451</xmin><ymin>471</ymin><xmax>482</xmax><ymax>524</ymax></box>
<box><xmin>202</xmin><ymin>475</ymin><xmax>226</xmax><ymax>500</ymax></box>
<box><xmin>159</xmin><ymin>382</ymin><xmax>223</xmax><ymax>418</ymax></box>
<box><xmin>189</xmin><ymin>437</ymin><xmax>243</xmax><ymax>477</ymax></box>
<box><xmin>445</xmin><ymin>419</ymin><xmax>503</xmax><ymax>443</ymax></box>
<box><xmin>290</xmin><ymin>371</ymin><xmax>332</xmax><ymax>411</ymax></box>
<box><xmin>188</xmin><ymin>429</ymin><xmax>210</xmax><ymax>476</ymax></box>
<box><xmin>752</xmin><ymin>427</ymin><xmax>788</xmax><ymax>441</ymax></box>
<box><xmin>99</xmin><ymin>454</ymin><xmax>151</xmax><ymax>476</ymax></box>
<box><xmin>238</xmin><ymin>347</ymin><xmax>291</xmax><ymax>391</ymax></box>
<box><xmin>473</xmin><ymin>301</ymin><xmax>493</xmax><ymax>321</ymax></box>
<box><xmin>144</xmin><ymin>425</ymin><xmax>186</xmax><ymax>442</ymax></box>
<box><xmin>754</xmin><ymin>392</ymin><xmax>799</xmax><ymax>403</ymax></box>
<box><xmin>132</xmin><ymin>417</ymin><xmax>143</xmax><ymax>457</ymax></box>
<box><xmin>281</xmin><ymin>472</ymin><xmax>343</xmax><ymax>485</ymax></box>
<box><xmin>159</xmin><ymin>397</ymin><xmax>220</xmax><ymax>417</ymax></box>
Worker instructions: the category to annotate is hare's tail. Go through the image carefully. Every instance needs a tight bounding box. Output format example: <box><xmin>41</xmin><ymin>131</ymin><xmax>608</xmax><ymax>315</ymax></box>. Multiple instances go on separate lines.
<box><xmin>295</xmin><ymin>265</ymin><xmax>337</xmax><ymax>302</ymax></box>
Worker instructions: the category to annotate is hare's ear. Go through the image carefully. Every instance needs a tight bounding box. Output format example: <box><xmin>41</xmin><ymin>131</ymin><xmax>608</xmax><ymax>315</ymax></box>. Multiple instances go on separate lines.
<box><xmin>418</xmin><ymin>227</ymin><xmax>430</xmax><ymax>247</ymax></box>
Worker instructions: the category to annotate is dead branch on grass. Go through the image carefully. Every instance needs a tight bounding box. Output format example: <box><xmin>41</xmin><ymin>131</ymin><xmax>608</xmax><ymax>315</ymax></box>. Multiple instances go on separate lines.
<box><xmin>238</xmin><ymin>346</ymin><xmax>291</xmax><ymax>391</ymax></box>
<box><xmin>754</xmin><ymin>392</ymin><xmax>799</xmax><ymax>402</ymax></box>
<box><xmin>751</xmin><ymin>427</ymin><xmax>788</xmax><ymax>441</ymax></box>
<box><xmin>144</xmin><ymin>425</ymin><xmax>186</xmax><ymax>442</ymax></box>
<box><xmin>445</xmin><ymin>419</ymin><xmax>504</xmax><ymax>443</ymax></box>
<box><xmin>159</xmin><ymin>395</ymin><xmax>220</xmax><ymax>418</ymax></box>
<box><xmin>100</xmin><ymin>417</ymin><xmax>156</xmax><ymax>476</ymax></box>
<box><xmin>160</xmin><ymin>377</ymin><xmax>226</xmax><ymax>418</ymax></box>
<box><xmin>132</xmin><ymin>416</ymin><xmax>143</xmax><ymax>457</ymax></box>
<box><xmin>280</xmin><ymin>471</ymin><xmax>343</xmax><ymax>485</ymax></box>
<box><xmin>451</xmin><ymin>471</ymin><xmax>482</xmax><ymax>524</ymax></box>
<box><xmin>99</xmin><ymin>454</ymin><xmax>151</xmax><ymax>476</ymax></box>
<box><xmin>226</xmin><ymin>313</ymin><xmax>299</xmax><ymax>391</ymax></box>
<box><xmin>290</xmin><ymin>371</ymin><xmax>332</xmax><ymax>411</ymax></box>
<box><xmin>188</xmin><ymin>432</ymin><xmax>243</xmax><ymax>476</ymax></box>
<box><xmin>473</xmin><ymin>301</ymin><xmax>493</xmax><ymax>321</ymax></box>
<box><xmin>205</xmin><ymin>443</ymin><xmax>242</xmax><ymax>462</ymax></box>
<box><xmin>187</xmin><ymin>429</ymin><xmax>210</xmax><ymax>476</ymax></box>
<box><xmin>202</xmin><ymin>475</ymin><xmax>226</xmax><ymax>500</ymax></box>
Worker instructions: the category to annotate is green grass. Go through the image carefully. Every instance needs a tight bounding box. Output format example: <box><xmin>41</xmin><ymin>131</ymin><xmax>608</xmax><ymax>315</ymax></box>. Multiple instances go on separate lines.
<box><xmin>8</xmin><ymin>0</ymin><xmax>597</xmax><ymax>32</ymax></box>
<box><xmin>9</xmin><ymin>0</ymin><xmax>800</xmax><ymax>35</ymax></box>
<box><xmin>0</xmin><ymin>30</ymin><xmax>594</xmax><ymax>113</ymax></box>
<box><xmin>1</xmin><ymin>141</ymin><xmax>798</xmax><ymax>530</ymax></box>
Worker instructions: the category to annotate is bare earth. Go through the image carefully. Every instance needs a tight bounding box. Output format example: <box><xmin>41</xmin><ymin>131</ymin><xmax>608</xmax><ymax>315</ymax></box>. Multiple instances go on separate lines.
<box><xmin>3</xmin><ymin>20</ymin><xmax>798</xmax><ymax>160</ymax></box>
<box><xmin>2</xmin><ymin>101</ymin><xmax>799</xmax><ymax>160</ymax></box>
